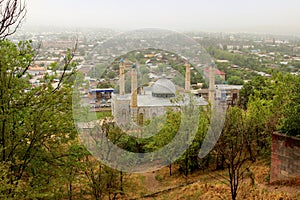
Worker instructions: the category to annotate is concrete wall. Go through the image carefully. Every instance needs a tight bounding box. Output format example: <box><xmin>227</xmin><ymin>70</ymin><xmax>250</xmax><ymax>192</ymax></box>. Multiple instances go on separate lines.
<box><xmin>270</xmin><ymin>132</ymin><xmax>300</xmax><ymax>182</ymax></box>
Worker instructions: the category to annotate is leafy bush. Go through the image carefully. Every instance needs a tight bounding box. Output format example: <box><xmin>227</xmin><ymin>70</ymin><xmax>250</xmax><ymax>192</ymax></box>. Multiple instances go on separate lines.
<box><xmin>279</xmin><ymin>75</ymin><xmax>300</xmax><ymax>137</ymax></box>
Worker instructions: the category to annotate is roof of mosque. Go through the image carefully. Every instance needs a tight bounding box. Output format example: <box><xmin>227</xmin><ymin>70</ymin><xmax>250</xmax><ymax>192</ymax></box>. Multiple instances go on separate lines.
<box><xmin>137</xmin><ymin>92</ymin><xmax>207</xmax><ymax>107</ymax></box>
<box><xmin>152</xmin><ymin>78</ymin><xmax>176</xmax><ymax>95</ymax></box>
<box><xmin>113</xmin><ymin>88</ymin><xmax>207</xmax><ymax>107</ymax></box>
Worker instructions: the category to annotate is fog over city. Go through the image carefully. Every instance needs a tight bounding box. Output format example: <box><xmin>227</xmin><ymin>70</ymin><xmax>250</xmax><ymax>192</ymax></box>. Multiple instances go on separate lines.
<box><xmin>24</xmin><ymin>0</ymin><xmax>300</xmax><ymax>35</ymax></box>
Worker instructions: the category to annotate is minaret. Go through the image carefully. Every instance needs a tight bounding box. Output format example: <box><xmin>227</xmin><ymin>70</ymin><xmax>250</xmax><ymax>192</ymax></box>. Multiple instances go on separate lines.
<box><xmin>209</xmin><ymin>62</ymin><xmax>216</xmax><ymax>104</ymax></box>
<box><xmin>119</xmin><ymin>58</ymin><xmax>125</xmax><ymax>95</ymax></box>
<box><xmin>131</xmin><ymin>64</ymin><xmax>138</xmax><ymax>120</ymax></box>
<box><xmin>185</xmin><ymin>62</ymin><xmax>191</xmax><ymax>92</ymax></box>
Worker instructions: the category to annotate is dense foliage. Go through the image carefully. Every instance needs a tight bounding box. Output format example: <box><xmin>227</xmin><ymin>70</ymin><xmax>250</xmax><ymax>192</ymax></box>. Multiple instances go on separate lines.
<box><xmin>0</xmin><ymin>39</ymin><xmax>125</xmax><ymax>199</ymax></box>
<box><xmin>238</xmin><ymin>72</ymin><xmax>300</xmax><ymax>137</ymax></box>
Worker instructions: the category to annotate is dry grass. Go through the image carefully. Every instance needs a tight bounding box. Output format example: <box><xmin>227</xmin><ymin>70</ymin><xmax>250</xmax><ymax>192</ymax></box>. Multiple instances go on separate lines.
<box><xmin>119</xmin><ymin>161</ymin><xmax>300</xmax><ymax>200</ymax></box>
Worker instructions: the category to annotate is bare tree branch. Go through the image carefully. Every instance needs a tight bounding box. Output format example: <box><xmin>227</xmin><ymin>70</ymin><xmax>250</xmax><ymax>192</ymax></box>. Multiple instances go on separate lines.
<box><xmin>52</xmin><ymin>38</ymin><xmax>78</xmax><ymax>93</ymax></box>
<box><xmin>0</xmin><ymin>0</ymin><xmax>26</xmax><ymax>39</ymax></box>
<box><xmin>17</xmin><ymin>41</ymin><xmax>42</xmax><ymax>79</ymax></box>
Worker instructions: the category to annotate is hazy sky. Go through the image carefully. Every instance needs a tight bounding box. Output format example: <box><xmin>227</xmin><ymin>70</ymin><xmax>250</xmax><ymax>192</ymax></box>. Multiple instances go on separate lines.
<box><xmin>24</xmin><ymin>0</ymin><xmax>300</xmax><ymax>34</ymax></box>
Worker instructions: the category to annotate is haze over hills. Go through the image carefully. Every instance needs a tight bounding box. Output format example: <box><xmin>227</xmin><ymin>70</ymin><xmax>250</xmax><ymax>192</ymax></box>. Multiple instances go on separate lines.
<box><xmin>23</xmin><ymin>0</ymin><xmax>300</xmax><ymax>36</ymax></box>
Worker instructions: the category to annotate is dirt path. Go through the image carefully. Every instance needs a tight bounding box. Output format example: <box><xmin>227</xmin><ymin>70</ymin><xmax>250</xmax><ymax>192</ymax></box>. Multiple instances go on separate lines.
<box><xmin>142</xmin><ymin>171</ymin><xmax>160</xmax><ymax>193</ymax></box>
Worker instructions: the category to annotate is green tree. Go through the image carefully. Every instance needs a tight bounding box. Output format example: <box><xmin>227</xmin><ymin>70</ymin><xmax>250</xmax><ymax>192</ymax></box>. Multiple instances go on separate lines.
<box><xmin>107</xmin><ymin>71</ymin><xmax>117</xmax><ymax>79</ymax></box>
<box><xmin>81</xmin><ymin>120</ymin><xmax>125</xmax><ymax>199</ymax></box>
<box><xmin>175</xmin><ymin>106</ymin><xmax>210</xmax><ymax>176</ymax></box>
<box><xmin>245</xmin><ymin>97</ymin><xmax>273</xmax><ymax>161</ymax></box>
<box><xmin>97</xmin><ymin>82</ymin><xmax>114</xmax><ymax>89</ymax></box>
<box><xmin>240</xmin><ymin>73</ymin><xmax>300</xmax><ymax>137</ymax></box>
<box><xmin>227</xmin><ymin>76</ymin><xmax>244</xmax><ymax>85</ymax></box>
<box><xmin>238</xmin><ymin>76</ymin><xmax>270</xmax><ymax>109</ymax></box>
<box><xmin>0</xmin><ymin>39</ymin><xmax>78</xmax><ymax>198</ymax></box>
<box><xmin>274</xmin><ymin>73</ymin><xmax>300</xmax><ymax>137</ymax></box>
<box><xmin>143</xmin><ymin>111</ymin><xmax>181</xmax><ymax>176</ymax></box>
<box><xmin>215</xmin><ymin>107</ymin><xmax>251</xmax><ymax>200</ymax></box>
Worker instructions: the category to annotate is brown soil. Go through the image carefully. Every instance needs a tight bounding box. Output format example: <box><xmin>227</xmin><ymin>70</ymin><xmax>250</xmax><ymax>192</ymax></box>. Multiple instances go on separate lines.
<box><xmin>142</xmin><ymin>171</ymin><xmax>160</xmax><ymax>193</ymax></box>
<box><xmin>121</xmin><ymin>162</ymin><xmax>300</xmax><ymax>200</ymax></box>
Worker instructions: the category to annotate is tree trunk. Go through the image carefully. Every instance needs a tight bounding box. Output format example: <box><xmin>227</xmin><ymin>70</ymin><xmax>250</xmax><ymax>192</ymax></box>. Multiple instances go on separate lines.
<box><xmin>69</xmin><ymin>181</ymin><xmax>73</xmax><ymax>200</ymax></box>
<box><xmin>120</xmin><ymin>171</ymin><xmax>123</xmax><ymax>192</ymax></box>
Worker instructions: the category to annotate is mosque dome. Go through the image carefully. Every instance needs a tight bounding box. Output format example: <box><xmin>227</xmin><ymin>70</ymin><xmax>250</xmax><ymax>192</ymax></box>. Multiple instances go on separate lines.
<box><xmin>152</xmin><ymin>78</ymin><xmax>176</xmax><ymax>98</ymax></box>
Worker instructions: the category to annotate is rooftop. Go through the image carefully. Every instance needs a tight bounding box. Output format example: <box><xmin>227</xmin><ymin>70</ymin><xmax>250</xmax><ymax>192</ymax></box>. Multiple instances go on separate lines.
<box><xmin>152</xmin><ymin>78</ymin><xmax>176</xmax><ymax>95</ymax></box>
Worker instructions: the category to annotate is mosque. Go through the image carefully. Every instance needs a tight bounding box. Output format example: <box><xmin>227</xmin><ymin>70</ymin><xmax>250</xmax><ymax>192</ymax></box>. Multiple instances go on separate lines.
<box><xmin>111</xmin><ymin>59</ymin><xmax>212</xmax><ymax>126</ymax></box>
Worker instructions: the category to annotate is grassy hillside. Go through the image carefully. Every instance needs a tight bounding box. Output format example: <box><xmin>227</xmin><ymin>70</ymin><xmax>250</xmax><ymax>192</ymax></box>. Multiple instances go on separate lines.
<box><xmin>119</xmin><ymin>160</ymin><xmax>300</xmax><ymax>200</ymax></box>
